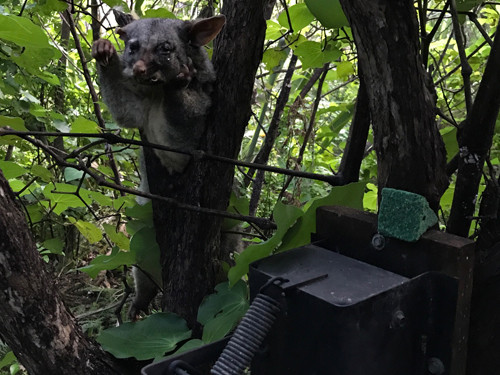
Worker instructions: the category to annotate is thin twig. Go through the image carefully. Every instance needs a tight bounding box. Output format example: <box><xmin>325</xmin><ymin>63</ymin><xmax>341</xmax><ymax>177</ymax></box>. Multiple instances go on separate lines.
<box><xmin>0</xmin><ymin>128</ymin><xmax>340</xmax><ymax>185</ymax></box>
<box><xmin>64</xmin><ymin>10</ymin><xmax>124</xmax><ymax>190</ymax></box>
<box><xmin>278</xmin><ymin>64</ymin><xmax>329</xmax><ymax>200</ymax></box>
<box><xmin>449</xmin><ymin>0</ymin><xmax>473</xmax><ymax>112</ymax></box>
<box><xmin>2</xmin><ymin>130</ymin><xmax>277</xmax><ymax>230</ymax></box>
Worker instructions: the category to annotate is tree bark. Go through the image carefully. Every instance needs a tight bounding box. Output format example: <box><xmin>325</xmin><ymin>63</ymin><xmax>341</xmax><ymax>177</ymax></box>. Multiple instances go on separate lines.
<box><xmin>339</xmin><ymin>0</ymin><xmax>448</xmax><ymax>210</ymax></box>
<box><xmin>447</xmin><ymin>31</ymin><xmax>500</xmax><ymax>237</ymax></box>
<box><xmin>0</xmin><ymin>171</ymin><xmax>122</xmax><ymax>375</ymax></box>
<box><xmin>146</xmin><ymin>0</ymin><xmax>269</xmax><ymax>326</ymax></box>
<box><xmin>337</xmin><ymin>74</ymin><xmax>370</xmax><ymax>184</ymax></box>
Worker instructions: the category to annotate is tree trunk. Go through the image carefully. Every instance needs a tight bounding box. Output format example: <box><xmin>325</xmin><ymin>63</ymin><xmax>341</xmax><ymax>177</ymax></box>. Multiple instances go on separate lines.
<box><xmin>146</xmin><ymin>0</ymin><xmax>268</xmax><ymax>326</ymax></box>
<box><xmin>0</xmin><ymin>171</ymin><xmax>123</xmax><ymax>375</ymax></box>
<box><xmin>339</xmin><ymin>0</ymin><xmax>448</xmax><ymax>210</ymax></box>
<box><xmin>447</xmin><ymin>31</ymin><xmax>500</xmax><ymax>237</ymax></box>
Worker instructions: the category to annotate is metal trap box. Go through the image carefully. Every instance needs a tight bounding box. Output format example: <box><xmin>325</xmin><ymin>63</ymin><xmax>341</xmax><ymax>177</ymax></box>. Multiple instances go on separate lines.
<box><xmin>142</xmin><ymin>206</ymin><xmax>474</xmax><ymax>375</ymax></box>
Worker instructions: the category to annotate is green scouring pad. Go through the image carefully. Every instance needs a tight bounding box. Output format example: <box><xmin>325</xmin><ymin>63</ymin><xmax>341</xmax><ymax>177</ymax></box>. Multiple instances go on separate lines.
<box><xmin>378</xmin><ymin>188</ymin><xmax>438</xmax><ymax>242</ymax></box>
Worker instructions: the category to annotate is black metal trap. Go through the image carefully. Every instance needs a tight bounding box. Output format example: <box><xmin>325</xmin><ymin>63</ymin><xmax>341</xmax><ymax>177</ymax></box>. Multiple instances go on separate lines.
<box><xmin>141</xmin><ymin>206</ymin><xmax>474</xmax><ymax>375</ymax></box>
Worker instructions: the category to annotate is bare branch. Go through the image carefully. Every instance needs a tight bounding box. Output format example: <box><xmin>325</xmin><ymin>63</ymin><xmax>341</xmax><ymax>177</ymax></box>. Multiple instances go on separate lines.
<box><xmin>0</xmin><ymin>129</ymin><xmax>276</xmax><ymax>230</ymax></box>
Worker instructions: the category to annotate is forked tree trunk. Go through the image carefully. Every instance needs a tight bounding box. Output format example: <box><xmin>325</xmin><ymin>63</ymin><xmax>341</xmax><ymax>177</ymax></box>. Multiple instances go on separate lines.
<box><xmin>146</xmin><ymin>0</ymin><xmax>268</xmax><ymax>325</ymax></box>
<box><xmin>0</xmin><ymin>171</ymin><xmax>123</xmax><ymax>375</ymax></box>
<box><xmin>339</xmin><ymin>0</ymin><xmax>448</xmax><ymax>210</ymax></box>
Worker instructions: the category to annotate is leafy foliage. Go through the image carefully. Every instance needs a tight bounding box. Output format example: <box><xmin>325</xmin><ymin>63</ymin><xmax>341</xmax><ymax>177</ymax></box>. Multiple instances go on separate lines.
<box><xmin>97</xmin><ymin>281</ymin><xmax>248</xmax><ymax>360</ymax></box>
<box><xmin>0</xmin><ymin>0</ymin><xmax>499</xmax><ymax>367</ymax></box>
<box><xmin>97</xmin><ymin>312</ymin><xmax>192</xmax><ymax>360</ymax></box>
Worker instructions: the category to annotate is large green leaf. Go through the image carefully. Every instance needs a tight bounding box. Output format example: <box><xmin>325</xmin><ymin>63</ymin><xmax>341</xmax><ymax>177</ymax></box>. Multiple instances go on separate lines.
<box><xmin>73</xmin><ymin>220</ymin><xmax>103</xmax><ymax>244</ymax></box>
<box><xmin>0</xmin><ymin>15</ymin><xmax>61</xmax><ymax>78</ymax></box>
<box><xmin>278</xmin><ymin>181</ymin><xmax>365</xmax><ymax>252</ymax></box>
<box><xmin>40</xmin><ymin>238</ymin><xmax>64</xmax><ymax>255</ymax></box>
<box><xmin>228</xmin><ymin>202</ymin><xmax>303</xmax><ymax>286</ymax></box>
<box><xmin>103</xmin><ymin>223</ymin><xmax>130</xmax><ymax>250</ymax></box>
<box><xmin>0</xmin><ymin>351</ymin><xmax>17</xmax><ymax>370</ymax></box>
<box><xmin>71</xmin><ymin>117</ymin><xmax>100</xmax><ymax>133</ymax></box>
<box><xmin>0</xmin><ymin>161</ymin><xmax>27</xmax><ymax>180</ymax></box>
<box><xmin>43</xmin><ymin>183</ymin><xmax>90</xmax><ymax>214</ymax></box>
<box><xmin>0</xmin><ymin>116</ymin><xmax>27</xmax><ymax>131</ymax></box>
<box><xmin>456</xmin><ymin>0</ymin><xmax>482</xmax><ymax>12</ymax></box>
<box><xmin>304</xmin><ymin>0</ymin><xmax>349</xmax><ymax>29</ymax></box>
<box><xmin>266</xmin><ymin>20</ymin><xmax>284</xmax><ymax>40</ymax></box>
<box><xmin>64</xmin><ymin>167</ymin><xmax>85</xmax><ymax>182</ymax></box>
<box><xmin>0</xmin><ymin>15</ymin><xmax>55</xmax><ymax>50</ymax></box>
<box><xmin>144</xmin><ymin>8</ymin><xmax>176</xmax><ymax>18</ymax></box>
<box><xmin>440</xmin><ymin>126</ymin><xmax>459</xmax><ymax>163</ymax></box>
<box><xmin>222</xmin><ymin>192</ymin><xmax>250</xmax><ymax>231</ymax></box>
<box><xmin>130</xmin><ymin>226</ymin><xmax>161</xmax><ymax>286</ymax></box>
<box><xmin>79</xmin><ymin>247</ymin><xmax>134</xmax><ymax>278</ymax></box>
<box><xmin>278</xmin><ymin>3</ymin><xmax>315</xmax><ymax>31</ymax></box>
<box><xmin>31</xmin><ymin>165</ymin><xmax>52</xmax><ymax>182</ymax></box>
<box><xmin>293</xmin><ymin>41</ymin><xmax>342</xmax><ymax>69</ymax></box>
<box><xmin>97</xmin><ymin>312</ymin><xmax>192</xmax><ymax>360</ymax></box>
<box><xmin>198</xmin><ymin>281</ymin><xmax>249</xmax><ymax>343</ymax></box>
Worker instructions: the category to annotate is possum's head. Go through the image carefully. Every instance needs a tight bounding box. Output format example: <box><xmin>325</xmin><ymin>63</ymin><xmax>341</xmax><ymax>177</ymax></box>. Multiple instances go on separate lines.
<box><xmin>116</xmin><ymin>15</ymin><xmax>225</xmax><ymax>87</ymax></box>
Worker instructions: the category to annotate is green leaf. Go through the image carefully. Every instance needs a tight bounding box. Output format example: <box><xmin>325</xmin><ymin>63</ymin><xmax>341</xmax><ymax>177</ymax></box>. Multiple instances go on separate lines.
<box><xmin>363</xmin><ymin>183</ymin><xmax>378</xmax><ymax>212</ymax></box>
<box><xmin>0</xmin><ymin>351</ymin><xmax>16</xmax><ymax>370</ymax></box>
<box><xmin>228</xmin><ymin>202</ymin><xmax>303</xmax><ymax>286</ymax></box>
<box><xmin>103</xmin><ymin>223</ymin><xmax>130</xmax><ymax>250</ymax></box>
<box><xmin>36</xmin><ymin>0</ymin><xmax>68</xmax><ymax>13</ymax></box>
<box><xmin>126</xmin><ymin>201</ymin><xmax>154</xmax><ymax>221</ymax></box>
<box><xmin>198</xmin><ymin>281</ymin><xmax>248</xmax><ymax>324</ymax></box>
<box><xmin>440</xmin><ymin>126</ymin><xmax>459</xmax><ymax>163</ymax></box>
<box><xmin>336</xmin><ymin>61</ymin><xmax>354</xmax><ymax>80</ymax></box>
<box><xmin>97</xmin><ymin>312</ymin><xmax>192</xmax><ymax>360</ymax></box>
<box><xmin>171</xmin><ymin>339</ymin><xmax>204</xmax><ymax>356</ymax></box>
<box><xmin>144</xmin><ymin>8</ymin><xmax>176</xmax><ymax>18</ymax></box>
<box><xmin>456</xmin><ymin>0</ymin><xmax>482</xmax><ymax>12</ymax></box>
<box><xmin>43</xmin><ymin>183</ymin><xmax>89</xmax><ymax>214</ymax></box>
<box><xmin>90</xmin><ymin>191</ymin><xmax>114</xmax><ymax>207</ymax></box>
<box><xmin>71</xmin><ymin>117</ymin><xmax>100</xmax><ymax>133</ymax></box>
<box><xmin>304</xmin><ymin>0</ymin><xmax>349</xmax><ymax>29</ymax></box>
<box><xmin>0</xmin><ymin>116</ymin><xmax>27</xmax><ymax>131</ymax></box>
<box><xmin>0</xmin><ymin>161</ymin><xmax>27</xmax><ymax>179</ymax></box>
<box><xmin>222</xmin><ymin>192</ymin><xmax>249</xmax><ymax>231</ymax></box>
<box><xmin>278</xmin><ymin>182</ymin><xmax>365</xmax><ymax>252</ymax></box>
<box><xmin>74</xmin><ymin>220</ymin><xmax>103</xmax><ymax>244</ymax></box>
<box><xmin>79</xmin><ymin>247</ymin><xmax>134</xmax><ymax>278</ymax></box>
<box><xmin>40</xmin><ymin>238</ymin><xmax>64</xmax><ymax>255</ymax></box>
<box><xmin>262</xmin><ymin>48</ymin><xmax>288</xmax><ymax>71</ymax></box>
<box><xmin>440</xmin><ymin>185</ymin><xmax>455</xmax><ymax>212</ymax></box>
<box><xmin>52</xmin><ymin>120</ymin><xmax>70</xmax><ymax>133</ymax></box>
<box><xmin>33</xmin><ymin>70</ymin><xmax>60</xmax><ymax>85</ymax></box>
<box><xmin>26</xmin><ymin>204</ymin><xmax>44</xmax><ymax>223</ymax></box>
<box><xmin>278</xmin><ymin>3</ymin><xmax>315</xmax><ymax>31</ymax></box>
<box><xmin>293</xmin><ymin>41</ymin><xmax>342</xmax><ymax>69</ymax></box>
<box><xmin>102</xmin><ymin>0</ymin><xmax>126</xmax><ymax>7</ymax></box>
<box><xmin>266</xmin><ymin>20</ymin><xmax>284</xmax><ymax>40</ymax></box>
<box><xmin>130</xmin><ymin>226</ymin><xmax>161</xmax><ymax>286</ymax></box>
<box><xmin>0</xmin><ymin>15</ymin><xmax>55</xmax><ymax>50</ymax></box>
<box><xmin>198</xmin><ymin>281</ymin><xmax>249</xmax><ymax>343</ymax></box>
<box><xmin>31</xmin><ymin>165</ymin><xmax>52</xmax><ymax>182</ymax></box>
<box><xmin>64</xmin><ymin>167</ymin><xmax>85</xmax><ymax>182</ymax></box>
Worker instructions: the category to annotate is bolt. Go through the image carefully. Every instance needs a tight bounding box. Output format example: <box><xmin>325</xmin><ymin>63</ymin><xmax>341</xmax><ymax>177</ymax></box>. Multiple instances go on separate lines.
<box><xmin>427</xmin><ymin>357</ymin><xmax>445</xmax><ymax>375</ymax></box>
<box><xmin>371</xmin><ymin>234</ymin><xmax>386</xmax><ymax>250</ymax></box>
<box><xmin>391</xmin><ymin>310</ymin><xmax>406</xmax><ymax>328</ymax></box>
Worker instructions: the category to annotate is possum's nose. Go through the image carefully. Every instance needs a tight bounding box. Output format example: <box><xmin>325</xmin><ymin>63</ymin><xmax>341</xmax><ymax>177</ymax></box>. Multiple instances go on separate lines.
<box><xmin>133</xmin><ymin>60</ymin><xmax>147</xmax><ymax>76</ymax></box>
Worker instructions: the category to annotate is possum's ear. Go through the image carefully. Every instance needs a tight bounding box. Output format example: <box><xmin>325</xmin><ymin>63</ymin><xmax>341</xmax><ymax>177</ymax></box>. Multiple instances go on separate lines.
<box><xmin>113</xmin><ymin>7</ymin><xmax>136</xmax><ymax>27</ymax></box>
<box><xmin>116</xmin><ymin>27</ymin><xmax>128</xmax><ymax>41</ymax></box>
<box><xmin>188</xmin><ymin>15</ymin><xmax>226</xmax><ymax>47</ymax></box>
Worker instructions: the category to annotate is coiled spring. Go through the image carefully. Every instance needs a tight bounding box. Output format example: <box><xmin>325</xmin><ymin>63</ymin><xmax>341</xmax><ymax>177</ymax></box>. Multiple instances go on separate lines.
<box><xmin>210</xmin><ymin>291</ymin><xmax>282</xmax><ymax>375</ymax></box>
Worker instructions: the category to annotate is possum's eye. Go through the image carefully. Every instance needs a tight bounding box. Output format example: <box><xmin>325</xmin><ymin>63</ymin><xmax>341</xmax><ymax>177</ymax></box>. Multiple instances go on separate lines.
<box><xmin>128</xmin><ymin>40</ymin><xmax>140</xmax><ymax>54</ymax></box>
<box><xmin>156</xmin><ymin>42</ymin><xmax>174</xmax><ymax>55</ymax></box>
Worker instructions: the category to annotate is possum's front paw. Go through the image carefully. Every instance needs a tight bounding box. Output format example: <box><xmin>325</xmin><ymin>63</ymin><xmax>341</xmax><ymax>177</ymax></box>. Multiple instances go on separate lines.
<box><xmin>92</xmin><ymin>39</ymin><xmax>117</xmax><ymax>66</ymax></box>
